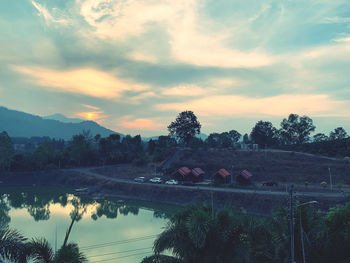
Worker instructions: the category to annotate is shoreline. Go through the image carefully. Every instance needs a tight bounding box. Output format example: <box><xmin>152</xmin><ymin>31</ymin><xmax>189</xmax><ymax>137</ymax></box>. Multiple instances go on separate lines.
<box><xmin>1</xmin><ymin>169</ymin><xmax>349</xmax><ymax>216</ymax></box>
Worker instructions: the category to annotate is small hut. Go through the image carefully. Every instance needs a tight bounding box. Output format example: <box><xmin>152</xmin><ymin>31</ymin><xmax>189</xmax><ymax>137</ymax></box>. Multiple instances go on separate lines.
<box><xmin>213</xmin><ymin>168</ymin><xmax>231</xmax><ymax>184</ymax></box>
<box><xmin>235</xmin><ymin>169</ymin><xmax>253</xmax><ymax>184</ymax></box>
<box><xmin>172</xmin><ymin>167</ymin><xmax>191</xmax><ymax>181</ymax></box>
<box><xmin>191</xmin><ymin>168</ymin><xmax>205</xmax><ymax>182</ymax></box>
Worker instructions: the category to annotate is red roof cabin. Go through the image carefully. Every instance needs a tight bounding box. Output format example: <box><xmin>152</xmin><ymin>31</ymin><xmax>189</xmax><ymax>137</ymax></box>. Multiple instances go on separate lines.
<box><xmin>213</xmin><ymin>168</ymin><xmax>231</xmax><ymax>184</ymax></box>
<box><xmin>190</xmin><ymin>168</ymin><xmax>205</xmax><ymax>182</ymax></box>
<box><xmin>172</xmin><ymin>167</ymin><xmax>191</xmax><ymax>181</ymax></box>
<box><xmin>236</xmin><ymin>169</ymin><xmax>253</xmax><ymax>184</ymax></box>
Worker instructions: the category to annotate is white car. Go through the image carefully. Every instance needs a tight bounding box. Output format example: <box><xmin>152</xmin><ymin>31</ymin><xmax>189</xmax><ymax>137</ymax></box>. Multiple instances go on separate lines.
<box><xmin>134</xmin><ymin>176</ymin><xmax>145</xmax><ymax>183</ymax></box>
<box><xmin>165</xmin><ymin>179</ymin><xmax>178</xmax><ymax>185</ymax></box>
<box><xmin>149</xmin><ymin>177</ymin><xmax>162</xmax><ymax>183</ymax></box>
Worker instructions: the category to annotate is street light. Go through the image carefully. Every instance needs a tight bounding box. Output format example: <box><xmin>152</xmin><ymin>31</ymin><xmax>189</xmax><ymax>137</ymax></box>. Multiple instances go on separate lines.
<box><xmin>297</xmin><ymin>201</ymin><xmax>318</xmax><ymax>263</ymax></box>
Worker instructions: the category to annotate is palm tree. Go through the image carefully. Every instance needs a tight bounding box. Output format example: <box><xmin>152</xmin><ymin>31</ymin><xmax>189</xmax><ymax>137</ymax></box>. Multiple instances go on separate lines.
<box><xmin>143</xmin><ymin>205</ymin><xmax>246</xmax><ymax>263</ymax></box>
<box><xmin>28</xmin><ymin>238</ymin><xmax>87</xmax><ymax>263</ymax></box>
<box><xmin>27</xmin><ymin>211</ymin><xmax>87</xmax><ymax>263</ymax></box>
<box><xmin>0</xmin><ymin>227</ymin><xmax>27</xmax><ymax>262</ymax></box>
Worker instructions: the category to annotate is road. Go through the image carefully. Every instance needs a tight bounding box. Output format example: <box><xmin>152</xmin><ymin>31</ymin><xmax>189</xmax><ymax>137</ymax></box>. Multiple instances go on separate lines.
<box><xmin>71</xmin><ymin>167</ymin><xmax>348</xmax><ymax>199</ymax></box>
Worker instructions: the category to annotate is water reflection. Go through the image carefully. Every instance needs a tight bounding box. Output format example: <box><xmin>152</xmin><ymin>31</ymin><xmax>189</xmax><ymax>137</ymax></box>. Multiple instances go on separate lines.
<box><xmin>0</xmin><ymin>187</ymin><xmax>176</xmax><ymax>263</ymax></box>
<box><xmin>0</xmin><ymin>187</ymin><xmax>174</xmax><ymax>227</ymax></box>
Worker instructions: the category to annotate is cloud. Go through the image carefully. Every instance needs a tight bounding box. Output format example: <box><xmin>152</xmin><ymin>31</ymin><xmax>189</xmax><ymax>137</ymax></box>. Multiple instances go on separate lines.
<box><xmin>118</xmin><ymin>115</ymin><xmax>163</xmax><ymax>131</ymax></box>
<box><xmin>31</xmin><ymin>1</ymin><xmax>69</xmax><ymax>25</ymax></box>
<box><xmin>321</xmin><ymin>16</ymin><xmax>350</xmax><ymax>24</ymax></box>
<box><xmin>82</xmin><ymin>104</ymin><xmax>100</xmax><ymax>110</ymax></box>
<box><xmin>127</xmin><ymin>91</ymin><xmax>157</xmax><ymax>103</ymax></box>
<box><xmin>12</xmin><ymin>66</ymin><xmax>148</xmax><ymax>99</ymax></box>
<box><xmin>162</xmin><ymin>85</ymin><xmax>208</xmax><ymax>96</ymax></box>
<box><xmin>156</xmin><ymin>94</ymin><xmax>350</xmax><ymax>118</ymax></box>
<box><xmin>76</xmin><ymin>0</ymin><xmax>272</xmax><ymax>68</ymax></box>
<box><xmin>128</xmin><ymin>52</ymin><xmax>158</xmax><ymax>63</ymax></box>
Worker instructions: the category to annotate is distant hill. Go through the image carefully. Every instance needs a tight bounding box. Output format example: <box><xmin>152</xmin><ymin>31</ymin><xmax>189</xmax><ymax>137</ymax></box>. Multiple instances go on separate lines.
<box><xmin>43</xmin><ymin>113</ymin><xmax>84</xmax><ymax>124</ymax></box>
<box><xmin>0</xmin><ymin>107</ymin><xmax>121</xmax><ymax>140</ymax></box>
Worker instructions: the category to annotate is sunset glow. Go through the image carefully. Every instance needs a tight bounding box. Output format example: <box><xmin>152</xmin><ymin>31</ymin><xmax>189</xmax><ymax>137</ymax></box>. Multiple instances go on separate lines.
<box><xmin>1</xmin><ymin>0</ymin><xmax>350</xmax><ymax>135</ymax></box>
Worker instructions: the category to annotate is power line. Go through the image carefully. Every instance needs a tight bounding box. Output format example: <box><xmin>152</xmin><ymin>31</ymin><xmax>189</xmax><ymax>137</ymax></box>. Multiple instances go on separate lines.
<box><xmin>87</xmin><ymin>247</ymin><xmax>152</xmax><ymax>258</ymax></box>
<box><xmin>79</xmin><ymin>234</ymin><xmax>159</xmax><ymax>250</ymax></box>
<box><xmin>89</xmin><ymin>251</ymin><xmax>153</xmax><ymax>263</ymax></box>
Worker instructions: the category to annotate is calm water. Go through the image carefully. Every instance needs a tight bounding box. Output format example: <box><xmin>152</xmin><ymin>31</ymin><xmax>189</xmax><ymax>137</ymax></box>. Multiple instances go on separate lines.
<box><xmin>0</xmin><ymin>186</ymin><xmax>177</xmax><ymax>263</ymax></box>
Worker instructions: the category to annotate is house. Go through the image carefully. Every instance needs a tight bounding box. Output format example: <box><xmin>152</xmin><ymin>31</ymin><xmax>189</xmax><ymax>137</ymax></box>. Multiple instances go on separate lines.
<box><xmin>191</xmin><ymin>168</ymin><xmax>205</xmax><ymax>182</ymax></box>
<box><xmin>213</xmin><ymin>168</ymin><xmax>231</xmax><ymax>184</ymax></box>
<box><xmin>236</xmin><ymin>169</ymin><xmax>253</xmax><ymax>184</ymax></box>
<box><xmin>172</xmin><ymin>167</ymin><xmax>191</xmax><ymax>181</ymax></box>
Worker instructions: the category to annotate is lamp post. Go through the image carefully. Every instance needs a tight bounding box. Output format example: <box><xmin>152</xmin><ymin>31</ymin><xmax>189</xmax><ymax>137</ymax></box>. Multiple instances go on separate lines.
<box><xmin>298</xmin><ymin>201</ymin><xmax>318</xmax><ymax>263</ymax></box>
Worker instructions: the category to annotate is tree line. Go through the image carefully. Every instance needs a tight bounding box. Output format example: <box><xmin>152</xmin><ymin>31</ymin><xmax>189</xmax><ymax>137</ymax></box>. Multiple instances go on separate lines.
<box><xmin>142</xmin><ymin>202</ymin><xmax>350</xmax><ymax>263</ymax></box>
<box><xmin>0</xmin><ymin>111</ymin><xmax>349</xmax><ymax>171</ymax></box>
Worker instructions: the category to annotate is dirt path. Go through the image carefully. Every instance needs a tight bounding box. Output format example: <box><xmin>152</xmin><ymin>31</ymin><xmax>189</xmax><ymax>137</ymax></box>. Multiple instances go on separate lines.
<box><xmin>71</xmin><ymin>167</ymin><xmax>348</xmax><ymax>199</ymax></box>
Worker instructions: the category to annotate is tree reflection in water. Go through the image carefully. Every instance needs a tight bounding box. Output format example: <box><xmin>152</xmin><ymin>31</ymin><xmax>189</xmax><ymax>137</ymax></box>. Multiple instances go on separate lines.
<box><xmin>0</xmin><ymin>187</ymin><xmax>174</xmax><ymax>226</ymax></box>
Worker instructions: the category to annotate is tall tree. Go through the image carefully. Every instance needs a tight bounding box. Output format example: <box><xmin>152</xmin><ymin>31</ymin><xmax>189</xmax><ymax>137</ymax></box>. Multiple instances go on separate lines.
<box><xmin>168</xmin><ymin>111</ymin><xmax>201</xmax><ymax>146</ymax></box>
<box><xmin>250</xmin><ymin>121</ymin><xmax>278</xmax><ymax>147</ymax></box>
<box><xmin>228</xmin><ymin>130</ymin><xmax>241</xmax><ymax>144</ymax></box>
<box><xmin>0</xmin><ymin>131</ymin><xmax>14</xmax><ymax>171</ymax></box>
<box><xmin>279</xmin><ymin>114</ymin><xmax>315</xmax><ymax>144</ymax></box>
<box><xmin>329</xmin><ymin>127</ymin><xmax>348</xmax><ymax>140</ymax></box>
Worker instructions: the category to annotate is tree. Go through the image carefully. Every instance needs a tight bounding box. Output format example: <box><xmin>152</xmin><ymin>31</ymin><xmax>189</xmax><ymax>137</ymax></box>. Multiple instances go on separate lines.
<box><xmin>250</xmin><ymin>121</ymin><xmax>278</xmax><ymax>147</ymax></box>
<box><xmin>313</xmin><ymin>133</ymin><xmax>329</xmax><ymax>142</ymax></box>
<box><xmin>329</xmin><ymin>127</ymin><xmax>348</xmax><ymax>141</ymax></box>
<box><xmin>146</xmin><ymin>205</ymin><xmax>245</xmax><ymax>263</ymax></box>
<box><xmin>168</xmin><ymin>111</ymin><xmax>201</xmax><ymax>146</ymax></box>
<box><xmin>0</xmin><ymin>131</ymin><xmax>14</xmax><ymax>171</ymax></box>
<box><xmin>0</xmin><ymin>227</ymin><xmax>27</xmax><ymax>262</ymax></box>
<box><xmin>279</xmin><ymin>114</ymin><xmax>315</xmax><ymax>144</ymax></box>
<box><xmin>228</xmin><ymin>130</ymin><xmax>241</xmax><ymax>144</ymax></box>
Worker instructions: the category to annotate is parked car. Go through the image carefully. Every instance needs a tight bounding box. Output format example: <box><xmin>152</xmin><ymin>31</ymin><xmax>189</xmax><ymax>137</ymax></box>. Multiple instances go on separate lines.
<box><xmin>134</xmin><ymin>176</ymin><xmax>145</xmax><ymax>183</ymax></box>
<box><xmin>165</xmin><ymin>179</ymin><xmax>178</xmax><ymax>185</ymax></box>
<box><xmin>150</xmin><ymin>177</ymin><xmax>162</xmax><ymax>183</ymax></box>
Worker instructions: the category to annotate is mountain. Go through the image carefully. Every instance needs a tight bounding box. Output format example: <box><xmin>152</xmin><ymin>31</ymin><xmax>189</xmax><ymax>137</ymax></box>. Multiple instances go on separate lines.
<box><xmin>0</xmin><ymin>107</ymin><xmax>121</xmax><ymax>140</ymax></box>
<box><xmin>43</xmin><ymin>113</ymin><xmax>84</xmax><ymax>124</ymax></box>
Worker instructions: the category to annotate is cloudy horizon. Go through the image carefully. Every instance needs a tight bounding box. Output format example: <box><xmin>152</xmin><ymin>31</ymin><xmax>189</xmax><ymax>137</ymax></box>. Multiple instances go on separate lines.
<box><xmin>1</xmin><ymin>0</ymin><xmax>350</xmax><ymax>136</ymax></box>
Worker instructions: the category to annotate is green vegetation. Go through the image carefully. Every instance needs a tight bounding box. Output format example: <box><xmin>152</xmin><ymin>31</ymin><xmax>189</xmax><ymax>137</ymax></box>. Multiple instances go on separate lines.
<box><xmin>142</xmin><ymin>203</ymin><xmax>350</xmax><ymax>263</ymax></box>
<box><xmin>168</xmin><ymin>111</ymin><xmax>201</xmax><ymax>146</ymax></box>
<box><xmin>0</xmin><ymin>212</ymin><xmax>87</xmax><ymax>263</ymax></box>
<box><xmin>1</xmin><ymin>111</ymin><xmax>349</xmax><ymax>172</ymax></box>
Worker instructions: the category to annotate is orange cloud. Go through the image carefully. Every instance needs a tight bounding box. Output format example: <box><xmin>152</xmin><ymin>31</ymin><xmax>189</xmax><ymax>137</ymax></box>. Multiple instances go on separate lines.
<box><xmin>82</xmin><ymin>104</ymin><xmax>100</xmax><ymax>110</ymax></box>
<box><xmin>118</xmin><ymin>116</ymin><xmax>163</xmax><ymax>130</ymax></box>
<box><xmin>13</xmin><ymin>66</ymin><xmax>148</xmax><ymax>99</ymax></box>
<box><xmin>156</xmin><ymin>94</ymin><xmax>350</xmax><ymax>117</ymax></box>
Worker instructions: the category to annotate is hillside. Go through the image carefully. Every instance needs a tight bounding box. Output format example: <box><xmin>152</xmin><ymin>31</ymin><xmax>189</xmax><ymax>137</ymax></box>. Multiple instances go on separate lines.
<box><xmin>43</xmin><ymin>113</ymin><xmax>84</xmax><ymax>123</ymax></box>
<box><xmin>0</xmin><ymin>106</ymin><xmax>120</xmax><ymax>140</ymax></box>
<box><xmin>163</xmin><ymin>148</ymin><xmax>350</xmax><ymax>185</ymax></box>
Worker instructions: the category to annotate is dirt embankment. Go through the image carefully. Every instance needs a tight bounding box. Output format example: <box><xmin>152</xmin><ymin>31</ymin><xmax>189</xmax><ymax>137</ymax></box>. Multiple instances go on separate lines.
<box><xmin>1</xmin><ymin>169</ymin><xmax>348</xmax><ymax>216</ymax></box>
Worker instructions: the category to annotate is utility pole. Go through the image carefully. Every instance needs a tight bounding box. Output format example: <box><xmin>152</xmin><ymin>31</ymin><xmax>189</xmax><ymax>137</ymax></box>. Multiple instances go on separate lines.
<box><xmin>211</xmin><ymin>190</ymin><xmax>214</xmax><ymax>219</ymax></box>
<box><xmin>289</xmin><ymin>184</ymin><xmax>295</xmax><ymax>263</ymax></box>
<box><xmin>300</xmin><ymin>213</ymin><xmax>306</xmax><ymax>263</ymax></box>
<box><xmin>328</xmin><ymin>167</ymin><xmax>333</xmax><ymax>191</ymax></box>
<box><xmin>55</xmin><ymin>224</ymin><xmax>57</xmax><ymax>254</ymax></box>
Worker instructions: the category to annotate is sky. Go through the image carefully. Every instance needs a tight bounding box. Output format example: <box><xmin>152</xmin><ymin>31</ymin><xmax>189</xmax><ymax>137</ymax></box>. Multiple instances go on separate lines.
<box><xmin>1</xmin><ymin>0</ymin><xmax>350</xmax><ymax>137</ymax></box>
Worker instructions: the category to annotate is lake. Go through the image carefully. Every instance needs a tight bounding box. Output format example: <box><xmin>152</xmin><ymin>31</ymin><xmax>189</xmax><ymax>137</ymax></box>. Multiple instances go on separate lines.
<box><xmin>0</xmin><ymin>186</ymin><xmax>178</xmax><ymax>263</ymax></box>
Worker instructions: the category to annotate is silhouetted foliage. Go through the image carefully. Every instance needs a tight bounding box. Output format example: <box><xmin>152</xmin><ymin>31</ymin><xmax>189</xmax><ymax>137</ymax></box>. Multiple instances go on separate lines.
<box><xmin>168</xmin><ymin>111</ymin><xmax>201</xmax><ymax>146</ymax></box>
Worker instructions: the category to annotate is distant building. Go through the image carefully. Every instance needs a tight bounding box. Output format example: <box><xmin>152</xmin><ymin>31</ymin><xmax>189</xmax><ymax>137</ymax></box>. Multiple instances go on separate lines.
<box><xmin>213</xmin><ymin>168</ymin><xmax>231</xmax><ymax>184</ymax></box>
<box><xmin>172</xmin><ymin>167</ymin><xmax>191</xmax><ymax>181</ymax></box>
<box><xmin>236</xmin><ymin>169</ymin><xmax>253</xmax><ymax>184</ymax></box>
<box><xmin>191</xmin><ymin>168</ymin><xmax>205</xmax><ymax>182</ymax></box>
